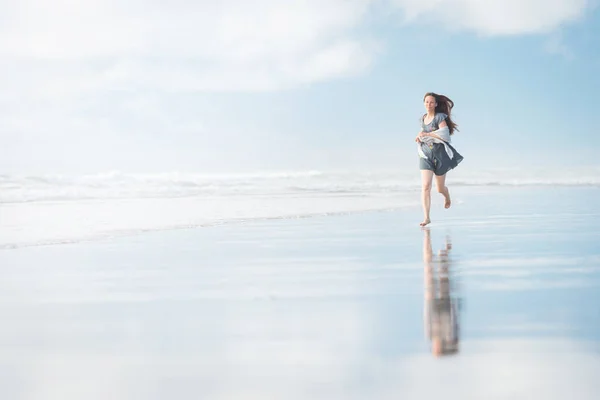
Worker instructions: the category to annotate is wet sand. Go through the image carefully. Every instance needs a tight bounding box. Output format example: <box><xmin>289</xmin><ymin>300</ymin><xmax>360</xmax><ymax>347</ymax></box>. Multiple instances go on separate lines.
<box><xmin>1</xmin><ymin>186</ymin><xmax>599</xmax><ymax>399</ymax></box>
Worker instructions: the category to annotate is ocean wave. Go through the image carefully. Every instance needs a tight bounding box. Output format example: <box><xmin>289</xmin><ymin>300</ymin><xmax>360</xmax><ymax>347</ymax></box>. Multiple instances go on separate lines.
<box><xmin>1</xmin><ymin>168</ymin><xmax>599</xmax><ymax>203</ymax></box>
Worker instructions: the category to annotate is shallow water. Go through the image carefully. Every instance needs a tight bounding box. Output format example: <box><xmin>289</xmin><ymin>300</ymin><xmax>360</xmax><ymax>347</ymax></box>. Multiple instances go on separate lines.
<box><xmin>1</xmin><ymin>187</ymin><xmax>599</xmax><ymax>399</ymax></box>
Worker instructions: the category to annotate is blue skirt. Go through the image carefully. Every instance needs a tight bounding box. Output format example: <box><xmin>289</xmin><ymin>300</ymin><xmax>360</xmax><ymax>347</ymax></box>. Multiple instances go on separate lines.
<box><xmin>419</xmin><ymin>142</ymin><xmax>464</xmax><ymax>176</ymax></box>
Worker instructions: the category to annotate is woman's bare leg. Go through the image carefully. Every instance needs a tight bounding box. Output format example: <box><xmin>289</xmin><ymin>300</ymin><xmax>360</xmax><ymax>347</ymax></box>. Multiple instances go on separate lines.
<box><xmin>435</xmin><ymin>174</ymin><xmax>451</xmax><ymax>209</ymax></box>
<box><xmin>421</xmin><ymin>170</ymin><xmax>434</xmax><ymax>226</ymax></box>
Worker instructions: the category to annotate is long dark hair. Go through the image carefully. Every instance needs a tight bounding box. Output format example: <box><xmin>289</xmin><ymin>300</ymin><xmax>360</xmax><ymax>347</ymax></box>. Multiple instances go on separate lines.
<box><xmin>424</xmin><ymin>92</ymin><xmax>459</xmax><ymax>135</ymax></box>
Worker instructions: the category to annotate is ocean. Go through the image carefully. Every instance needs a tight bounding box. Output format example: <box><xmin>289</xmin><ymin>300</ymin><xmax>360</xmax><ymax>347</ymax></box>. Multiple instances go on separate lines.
<box><xmin>1</xmin><ymin>167</ymin><xmax>599</xmax><ymax>249</ymax></box>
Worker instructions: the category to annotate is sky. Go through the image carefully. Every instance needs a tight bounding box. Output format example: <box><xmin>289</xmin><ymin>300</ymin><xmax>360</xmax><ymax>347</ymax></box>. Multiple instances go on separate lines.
<box><xmin>1</xmin><ymin>0</ymin><xmax>599</xmax><ymax>175</ymax></box>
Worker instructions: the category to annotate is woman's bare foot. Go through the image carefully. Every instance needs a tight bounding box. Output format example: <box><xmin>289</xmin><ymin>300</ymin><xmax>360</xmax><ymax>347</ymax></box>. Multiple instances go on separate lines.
<box><xmin>443</xmin><ymin>188</ymin><xmax>451</xmax><ymax>209</ymax></box>
<box><xmin>420</xmin><ymin>218</ymin><xmax>431</xmax><ymax>227</ymax></box>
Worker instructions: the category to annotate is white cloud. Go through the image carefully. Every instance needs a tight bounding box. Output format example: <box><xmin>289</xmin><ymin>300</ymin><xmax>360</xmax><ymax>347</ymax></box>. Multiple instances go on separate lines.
<box><xmin>0</xmin><ymin>0</ymin><xmax>383</xmax><ymax>172</ymax></box>
<box><xmin>380</xmin><ymin>339</ymin><xmax>600</xmax><ymax>400</ymax></box>
<box><xmin>388</xmin><ymin>0</ymin><xmax>590</xmax><ymax>36</ymax></box>
<box><xmin>0</xmin><ymin>0</ymin><xmax>594</xmax><ymax>173</ymax></box>
<box><xmin>4</xmin><ymin>338</ymin><xmax>600</xmax><ymax>399</ymax></box>
<box><xmin>0</xmin><ymin>0</ymin><xmax>590</xmax><ymax>99</ymax></box>
<box><xmin>0</xmin><ymin>0</ymin><xmax>377</xmax><ymax>94</ymax></box>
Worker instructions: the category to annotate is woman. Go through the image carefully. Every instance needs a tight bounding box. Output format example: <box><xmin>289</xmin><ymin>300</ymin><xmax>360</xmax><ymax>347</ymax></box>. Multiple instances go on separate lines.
<box><xmin>415</xmin><ymin>92</ymin><xmax>464</xmax><ymax>227</ymax></box>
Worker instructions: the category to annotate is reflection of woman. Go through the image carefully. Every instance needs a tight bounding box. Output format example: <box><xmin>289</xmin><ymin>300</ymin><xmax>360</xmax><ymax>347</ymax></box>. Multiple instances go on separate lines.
<box><xmin>423</xmin><ymin>228</ymin><xmax>459</xmax><ymax>357</ymax></box>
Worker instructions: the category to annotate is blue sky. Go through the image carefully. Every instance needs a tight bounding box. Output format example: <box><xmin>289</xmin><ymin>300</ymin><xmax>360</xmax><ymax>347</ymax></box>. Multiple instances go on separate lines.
<box><xmin>1</xmin><ymin>0</ymin><xmax>599</xmax><ymax>174</ymax></box>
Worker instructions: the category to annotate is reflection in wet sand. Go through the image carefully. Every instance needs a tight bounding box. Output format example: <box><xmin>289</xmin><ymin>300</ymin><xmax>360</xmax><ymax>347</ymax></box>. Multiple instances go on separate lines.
<box><xmin>423</xmin><ymin>228</ymin><xmax>461</xmax><ymax>357</ymax></box>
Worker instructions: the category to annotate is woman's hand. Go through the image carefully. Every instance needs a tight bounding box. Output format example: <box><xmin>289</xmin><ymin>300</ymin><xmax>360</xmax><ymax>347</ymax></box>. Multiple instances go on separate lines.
<box><xmin>415</xmin><ymin>131</ymin><xmax>428</xmax><ymax>142</ymax></box>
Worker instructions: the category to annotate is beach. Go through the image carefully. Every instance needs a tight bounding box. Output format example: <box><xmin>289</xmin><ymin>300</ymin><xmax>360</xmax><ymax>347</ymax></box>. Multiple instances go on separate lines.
<box><xmin>2</xmin><ymin>0</ymin><xmax>599</xmax><ymax>397</ymax></box>
<box><xmin>1</xmin><ymin>185</ymin><xmax>599</xmax><ymax>399</ymax></box>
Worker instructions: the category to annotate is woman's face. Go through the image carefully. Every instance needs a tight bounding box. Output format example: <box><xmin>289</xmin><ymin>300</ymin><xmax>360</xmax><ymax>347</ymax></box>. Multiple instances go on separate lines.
<box><xmin>424</xmin><ymin>95</ymin><xmax>437</xmax><ymax>113</ymax></box>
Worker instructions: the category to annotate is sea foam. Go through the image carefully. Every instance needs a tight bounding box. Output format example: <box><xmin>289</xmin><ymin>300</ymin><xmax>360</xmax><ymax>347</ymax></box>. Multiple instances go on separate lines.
<box><xmin>1</xmin><ymin>167</ymin><xmax>598</xmax><ymax>249</ymax></box>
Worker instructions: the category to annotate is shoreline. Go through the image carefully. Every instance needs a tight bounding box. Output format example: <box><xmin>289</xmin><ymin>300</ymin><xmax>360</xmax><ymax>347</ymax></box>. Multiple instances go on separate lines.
<box><xmin>1</xmin><ymin>186</ymin><xmax>599</xmax><ymax>250</ymax></box>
